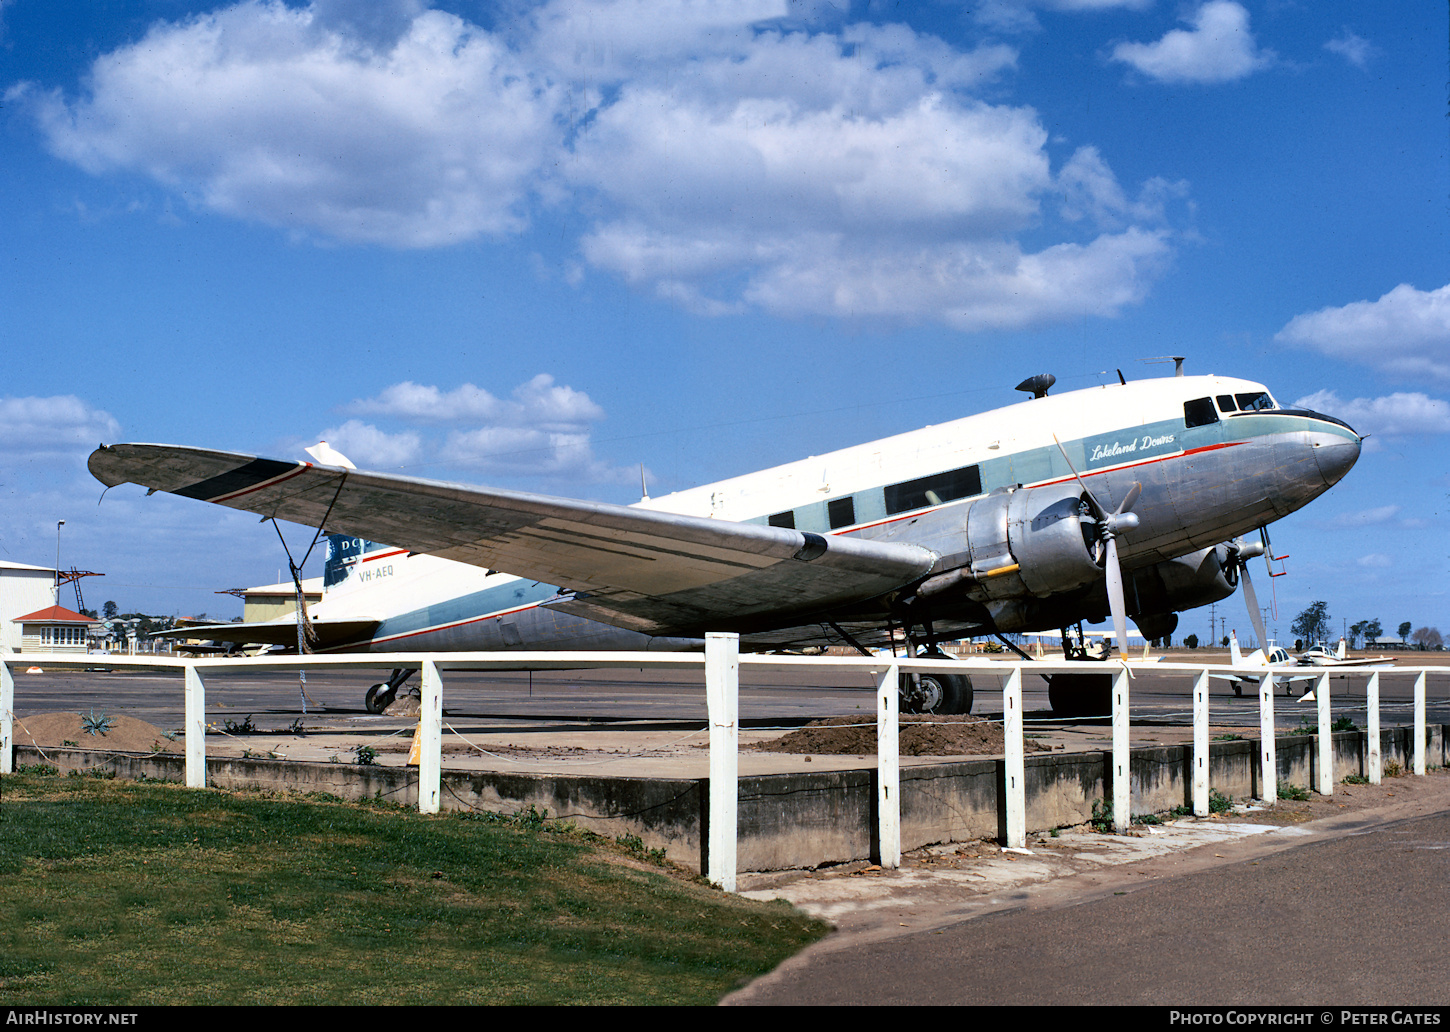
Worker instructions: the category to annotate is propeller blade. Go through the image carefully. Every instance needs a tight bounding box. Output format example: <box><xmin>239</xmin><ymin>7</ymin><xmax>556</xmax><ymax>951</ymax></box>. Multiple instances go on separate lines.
<box><xmin>1104</xmin><ymin>535</ymin><xmax>1130</xmax><ymax>659</ymax></box>
<box><xmin>1053</xmin><ymin>435</ymin><xmax>1140</xmax><ymax>658</ymax></box>
<box><xmin>1116</xmin><ymin>481</ymin><xmax>1142</xmax><ymax>518</ymax></box>
<box><xmin>1240</xmin><ymin>559</ymin><xmax>1268</xmax><ymax>650</ymax></box>
<box><xmin>1052</xmin><ymin>434</ymin><xmax>1107</xmax><ymax>522</ymax></box>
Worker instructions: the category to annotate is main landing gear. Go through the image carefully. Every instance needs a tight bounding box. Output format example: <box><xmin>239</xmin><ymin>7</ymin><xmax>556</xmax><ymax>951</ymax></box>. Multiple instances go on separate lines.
<box><xmin>899</xmin><ymin>650</ymin><xmax>975</xmax><ymax>715</ymax></box>
<box><xmin>365</xmin><ymin>668</ymin><xmax>417</xmax><ymax>714</ymax></box>
<box><xmin>883</xmin><ymin>605</ymin><xmax>976</xmax><ymax>715</ymax></box>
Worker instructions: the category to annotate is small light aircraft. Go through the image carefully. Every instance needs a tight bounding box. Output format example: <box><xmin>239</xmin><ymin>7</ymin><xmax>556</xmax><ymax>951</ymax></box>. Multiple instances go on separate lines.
<box><xmin>1296</xmin><ymin>639</ymin><xmax>1397</xmax><ymax>668</ymax></box>
<box><xmin>1220</xmin><ymin>630</ymin><xmax>1322</xmax><ymax>697</ymax></box>
<box><xmin>88</xmin><ymin>370</ymin><xmax>1360</xmax><ymax>716</ymax></box>
<box><xmin>1219</xmin><ymin>631</ymin><xmax>1394</xmax><ymax>697</ymax></box>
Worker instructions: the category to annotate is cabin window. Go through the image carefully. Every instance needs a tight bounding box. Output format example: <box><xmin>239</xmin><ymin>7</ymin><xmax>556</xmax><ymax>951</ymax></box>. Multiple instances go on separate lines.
<box><xmin>884</xmin><ymin>465</ymin><xmax>982</xmax><ymax>515</ymax></box>
<box><xmin>1235</xmin><ymin>392</ymin><xmax>1276</xmax><ymax>412</ymax></box>
<box><xmin>827</xmin><ymin>496</ymin><xmax>856</xmax><ymax>529</ymax></box>
<box><xmin>768</xmin><ymin>510</ymin><xmax>796</xmax><ymax>529</ymax></box>
<box><xmin>1183</xmin><ymin>397</ymin><xmax>1219</xmax><ymax>428</ymax></box>
<box><xmin>1216</xmin><ymin>395</ymin><xmax>1237</xmax><ymax>412</ymax></box>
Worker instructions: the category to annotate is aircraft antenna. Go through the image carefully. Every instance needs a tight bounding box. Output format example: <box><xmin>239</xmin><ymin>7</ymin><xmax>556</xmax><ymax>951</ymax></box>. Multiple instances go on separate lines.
<box><xmin>1142</xmin><ymin>355</ymin><xmax>1187</xmax><ymax>376</ymax></box>
<box><xmin>1014</xmin><ymin>373</ymin><xmax>1055</xmax><ymax>399</ymax></box>
<box><xmin>639</xmin><ymin>463</ymin><xmax>650</xmax><ymax>502</ymax></box>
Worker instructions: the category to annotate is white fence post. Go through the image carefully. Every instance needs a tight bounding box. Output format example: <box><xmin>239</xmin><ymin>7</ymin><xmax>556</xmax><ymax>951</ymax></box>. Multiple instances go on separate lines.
<box><xmin>1</xmin><ymin>660</ymin><xmax>13</xmax><ymax>775</ymax></box>
<box><xmin>876</xmin><ymin>664</ymin><xmax>900</xmax><ymax>868</ymax></box>
<box><xmin>419</xmin><ymin>660</ymin><xmax>442</xmax><ymax>814</ymax></box>
<box><xmin>1258</xmin><ymin>673</ymin><xmax>1276</xmax><ymax>801</ymax></box>
<box><xmin>1414</xmin><ymin>671</ymin><xmax>1427</xmax><ymax>776</ymax></box>
<box><xmin>1192</xmin><ymin>669</ymin><xmax>1209</xmax><ymax>816</ymax></box>
<box><xmin>1315</xmin><ymin>672</ymin><xmax>1333</xmax><ymax>796</ymax></box>
<box><xmin>1367</xmin><ymin>671</ymin><xmax>1381</xmax><ymax>785</ymax></box>
<box><xmin>705</xmin><ymin>633</ymin><xmax>739</xmax><ymax>892</ymax></box>
<box><xmin>1003</xmin><ymin>667</ymin><xmax>1026</xmax><ymax>848</ymax></box>
<box><xmin>1112</xmin><ymin>665</ymin><xmax>1131</xmax><ymax>833</ymax></box>
<box><xmin>184</xmin><ymin>663</ymin><xmax>206</xmax><ymax>789</ymax></box>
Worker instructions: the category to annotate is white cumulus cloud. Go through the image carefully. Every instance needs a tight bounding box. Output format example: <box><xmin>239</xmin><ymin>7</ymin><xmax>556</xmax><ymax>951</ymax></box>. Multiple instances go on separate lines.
<box><xmin>326</xmin><ymin>374</ymin><xmax>626</xmax><ymax>482</ymax></box>
<box><xmin>0</xmin><ymin>396</ymin><xmax>121</xmax><ymax>457</ymax></box>
<box><xmin>1325</xmin><ymin>30</ymin><xmax>1375</xmax><ymax>68</ymax></box>
<box><xmin>1276</xmin><ymin>283</ymin><xmax>1450</xmax><ymax>382</ymax></box>
<box><xmin>22</xmin><ymin>0</ymin><xmax>1188</xmax><ymax>330</ymax></box>
<box><xmin>972</xmin><ymin>0</ymin><xmax>1153</xmax><ymax>33</ymax></box>
<box><xmin>30</xmin><ymin>2</ymin><xmax>560</xmax><ymax>247</ymax></box>
<box><xmin>1292</xmin><ymin>390</ymin><xmax>1450</xmax><ymax>438</ymax></box>
<box><xmin>1110</xmin><ymin>2</ymin><xmax>1274</xmax><ymax>84</ymax></box>
<box><xmin>344</xmin><ymin>375</ymin><xmax>605</xmax><ymax>429</ymax></box>
<box><xmin>311</xmin><ymin>420</ymin><xmax>423</xmax><ymax>468</ymax></box>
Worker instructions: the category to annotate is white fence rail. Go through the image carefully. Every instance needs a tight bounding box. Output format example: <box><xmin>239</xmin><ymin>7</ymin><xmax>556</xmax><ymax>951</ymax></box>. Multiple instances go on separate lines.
<box><xmin>2</xmin><ymin>643</ymin><xmax>1444</xmax><ymax>891</ymax></box>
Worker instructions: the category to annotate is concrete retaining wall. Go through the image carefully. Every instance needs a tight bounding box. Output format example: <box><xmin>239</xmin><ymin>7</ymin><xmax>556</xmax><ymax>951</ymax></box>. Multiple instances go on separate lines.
<box><xmin>14</xmin><ymin>724</ymin><xmax>1446</xmax><ymax>873</ymax></box>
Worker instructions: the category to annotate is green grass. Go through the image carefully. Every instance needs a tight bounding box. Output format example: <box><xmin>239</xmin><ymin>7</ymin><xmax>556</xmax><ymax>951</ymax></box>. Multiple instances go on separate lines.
<box><xmin>0</xmin><ymin>772</ymin><xmax>828</xmax><ymax>1005</ymax></box>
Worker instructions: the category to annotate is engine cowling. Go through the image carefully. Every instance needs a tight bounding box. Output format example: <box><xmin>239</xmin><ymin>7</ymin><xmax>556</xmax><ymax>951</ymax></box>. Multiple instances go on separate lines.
<box><xmin>917</xmin><ymin>483</ymin><xmax>1100</xmax><ymax>603</ymax></box>
<box><xmin>1127</xmin><ymin>543</ymin><xmax>1239</xmax><ymax>617</ymax></box>
<box><xmin>964</xmin><ymin>542</ymin><xmax>1240</xmax><ymax>637</ymax></box>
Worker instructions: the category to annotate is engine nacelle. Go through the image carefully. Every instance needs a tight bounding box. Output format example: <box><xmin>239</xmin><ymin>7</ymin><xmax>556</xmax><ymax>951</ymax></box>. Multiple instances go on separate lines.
<box><xmin>977</xmin><ymin>542</ymin><xmax>1239</xmax><ymax>636</ymax></box>
<box><xmin>918</xmin><ymin>483</ymin><xmax>1099</xmax><ymax>603</ymax></box>
<box><xmin>1127</xmin><ymin>543</ymin><xmax>1239</xmax><ymax>617</ymax></box>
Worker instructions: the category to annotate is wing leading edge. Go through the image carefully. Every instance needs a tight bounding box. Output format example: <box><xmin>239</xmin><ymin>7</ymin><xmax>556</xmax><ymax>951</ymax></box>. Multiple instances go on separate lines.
<box><xmin>90</xmin><ymin>444</ymin><xmax>938</xmax><ymax>636</ymax></box>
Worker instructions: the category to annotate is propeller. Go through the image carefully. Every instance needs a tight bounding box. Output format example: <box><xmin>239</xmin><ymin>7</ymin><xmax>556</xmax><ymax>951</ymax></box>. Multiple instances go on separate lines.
<box><xmin>1053</xmin><ymin>436</ymin><xmax>1142</xmax><ymax>658</ymax></box>
<box><xmin>1226</xmin><ymin>532</ymin><xmax>1269</xmax><ymax>649</ymax></box>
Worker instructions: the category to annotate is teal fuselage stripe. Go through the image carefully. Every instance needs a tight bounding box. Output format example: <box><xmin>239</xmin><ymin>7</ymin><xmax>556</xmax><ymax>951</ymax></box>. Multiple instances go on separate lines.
<box><xmin>371</xmin><ymin>579</ymin><xmax>561</xmax><ymax>641</ymax></box>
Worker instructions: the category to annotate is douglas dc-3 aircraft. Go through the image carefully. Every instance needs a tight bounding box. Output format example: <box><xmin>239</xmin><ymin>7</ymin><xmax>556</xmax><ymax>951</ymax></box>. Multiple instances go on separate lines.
<box><xmin>88</xmin><ymin>370</ymin><xmax>1361</xmax><ymax>717</ymax></box>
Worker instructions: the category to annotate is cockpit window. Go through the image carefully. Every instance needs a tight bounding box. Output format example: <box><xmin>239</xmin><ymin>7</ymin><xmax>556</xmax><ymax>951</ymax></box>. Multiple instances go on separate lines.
<box><xmin>1183</xmin><ymin>397</ymin><xmax>1219</xmax><ymax>428</ymax></box>
<box><xmin>1216</xmin><ymin>395</ymin><xmax>1237</xmax><ymax>412</ymax></box>
<box><xmin>1235</xmin><ymin>392</ymin><xmax>1276</xmax><ymax>412</ymax></box>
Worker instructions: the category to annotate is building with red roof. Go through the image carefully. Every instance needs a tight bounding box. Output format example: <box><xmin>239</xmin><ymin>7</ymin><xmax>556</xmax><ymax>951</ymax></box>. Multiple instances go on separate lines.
<box><xmin>12</xmin><ymin>604</ymin><xmax>102</xmax><ymax>654</ymax></box>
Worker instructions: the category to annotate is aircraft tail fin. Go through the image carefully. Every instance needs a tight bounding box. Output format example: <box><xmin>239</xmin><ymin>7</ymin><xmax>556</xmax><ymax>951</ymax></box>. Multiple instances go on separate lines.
<box><xmin>1229</xmin><ymin>629</ymin><xmax>1242</xmax><ymax>665</ymax></box>
<box><xmin>1337</xmin><ymin>637</ymin><xmax>1347</xmax><ymax>660</ymax></box>
<box><xmin>323</xmin><ymin>533</ymin><xmax>397</xmax><ymax>598</ymax></box>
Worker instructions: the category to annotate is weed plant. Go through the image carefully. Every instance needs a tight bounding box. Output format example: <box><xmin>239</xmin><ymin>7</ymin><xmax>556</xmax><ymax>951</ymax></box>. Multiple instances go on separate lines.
<box><xmin>0</xmin><ymin>773</ymin><xmax>827</xmax><ymax>1005</ymax></box>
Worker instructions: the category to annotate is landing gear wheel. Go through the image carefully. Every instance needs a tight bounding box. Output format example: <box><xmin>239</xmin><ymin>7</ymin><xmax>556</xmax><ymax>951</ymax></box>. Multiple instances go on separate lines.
<box><xmin>900</xmin><ymin>672</ymin><xmax>974</xmax><ymax>715</ymax></box>
<box><xmin>365</xmin><ymin>683</ymin><xmax>397</xmax><ymax>714</ymax></box>
<box><xmin>1047</xmin><ymin>673</ymin><xmax>1113</xmax><ymax>718</ymax></box>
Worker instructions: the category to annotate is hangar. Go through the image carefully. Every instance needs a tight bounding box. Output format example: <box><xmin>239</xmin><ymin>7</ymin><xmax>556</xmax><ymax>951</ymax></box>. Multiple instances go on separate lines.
<box><xmin>0</xmin><ymin>560</ymin><xmax>66</xmax><ymax>654</ymax></box>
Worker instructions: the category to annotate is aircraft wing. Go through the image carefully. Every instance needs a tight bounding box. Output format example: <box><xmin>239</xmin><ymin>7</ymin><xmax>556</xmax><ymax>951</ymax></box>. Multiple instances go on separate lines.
<box><xmin>150</xmin><ymin>619</ymin><xmax>381</xmax><ymax>650</ymax></box>
<box><xmin>89</xmin><ymin>444</ymin><xmax>938</xmax><ymax>637</ymax></box>
<box><xmin>1208</xmin><ymin>668</ymin><xmax>1323</xmax><ymax>688</ymax></box>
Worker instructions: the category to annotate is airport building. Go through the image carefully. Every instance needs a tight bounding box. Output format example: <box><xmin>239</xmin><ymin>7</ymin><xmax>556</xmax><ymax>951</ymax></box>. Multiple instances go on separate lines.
<box><xmin>0</xmin><ymin>560</ymin><xmax>63</xmax><ymax>654</ymax></box>
<box><xmin>0</xmin><ymin>560</ymin><xmax>102</xmax><ymax>655</ymax></box>
<box><xmin>239</xmin><ymin>578</ymin><xmax>322</xmax><ymax>624</ymax></box>
<box><xmin>13</xmin><ymin>604</ymin><xmax>101</xmax><ymax>654</ymax></box>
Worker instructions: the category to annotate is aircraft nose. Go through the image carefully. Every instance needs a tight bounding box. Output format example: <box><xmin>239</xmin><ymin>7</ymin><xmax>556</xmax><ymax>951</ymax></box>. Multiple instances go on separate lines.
<box><xmin>1312</xmin><ymin>427</ymin><xmax>1361</xmax><ymax>487</ymax></box>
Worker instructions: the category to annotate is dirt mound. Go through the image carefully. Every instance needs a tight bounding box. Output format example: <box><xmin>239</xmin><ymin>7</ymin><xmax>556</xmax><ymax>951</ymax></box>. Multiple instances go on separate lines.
<box><xmin>11</xmin><ymin>712</ymin><xmax>181</xmax><ymax>755</ymax></box>
<box><xmin>753</xmin><ymin>715</ymin><xmax>1054</xmax><ymax>757</ymax></box>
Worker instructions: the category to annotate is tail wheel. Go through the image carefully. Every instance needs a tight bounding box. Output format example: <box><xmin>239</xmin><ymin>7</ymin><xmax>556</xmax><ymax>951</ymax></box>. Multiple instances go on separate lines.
<box><xmin>364</xmin><ymin>683</ymin><xmax>397</xmax><ymax>714</ymax></box>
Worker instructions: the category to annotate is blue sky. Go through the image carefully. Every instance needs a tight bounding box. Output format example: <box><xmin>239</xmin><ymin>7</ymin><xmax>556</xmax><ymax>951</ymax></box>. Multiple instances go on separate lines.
<box><xmin>1</xmin><ymin>0</ymin><xmax>1445</xmax><ymax>644</ymax></box>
